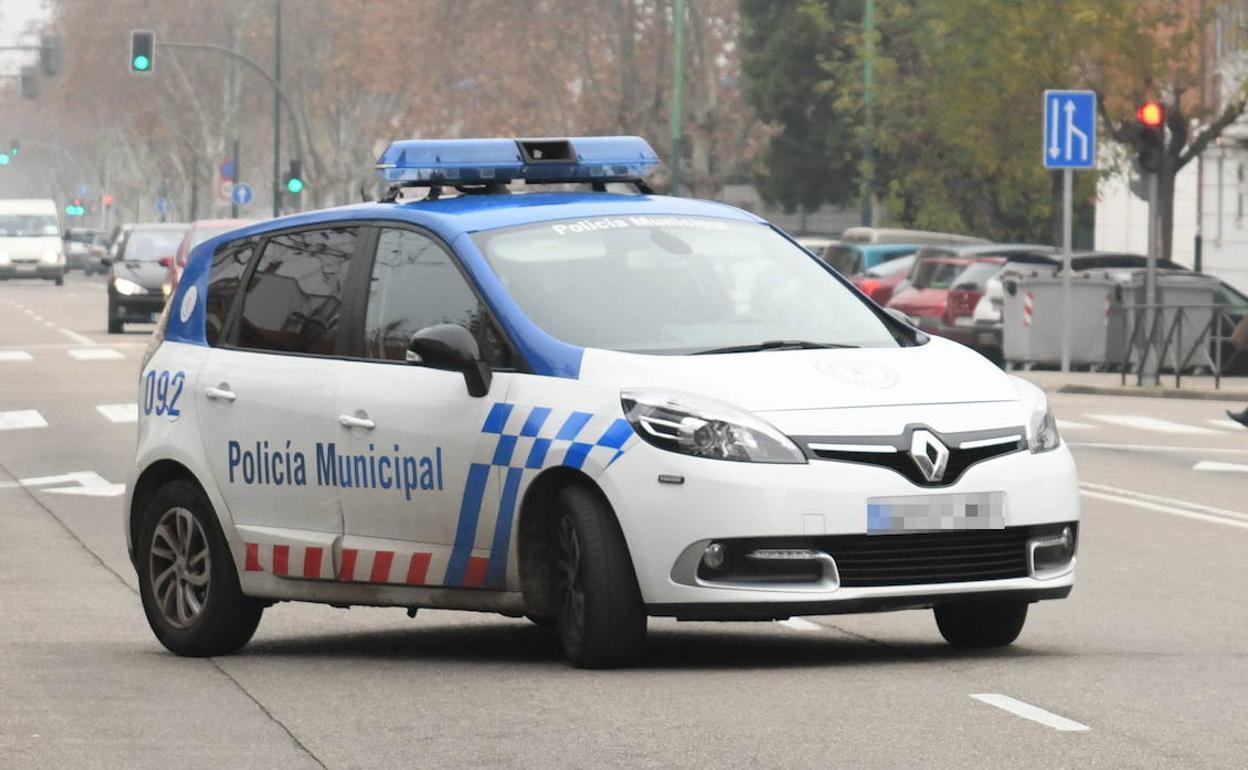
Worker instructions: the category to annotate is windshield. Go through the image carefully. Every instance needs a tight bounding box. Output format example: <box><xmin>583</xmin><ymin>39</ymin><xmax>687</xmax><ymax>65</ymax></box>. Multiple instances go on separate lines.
<box><xmin>823</xmin><ymin>245</ymin><xmax>861</xmax><ymax>275</ymax></box>
<box><xmin>0</xmin><ymin>214</ymin><xmax>59</xmax><ymax>238</ymax></box>
<box><xmin>474</xmin><ymin>216</ymin><xmax>901</xmax><ymax>354</ymax></box>
<box><xmin>909</xmin><ymin>258</ymin><xmax>971</xmax><ymax>290</ymax></box>
<box><xmin>124</xmin><ymin>229</ymin><xmax>185</xmax><ymax>261</ymax></box>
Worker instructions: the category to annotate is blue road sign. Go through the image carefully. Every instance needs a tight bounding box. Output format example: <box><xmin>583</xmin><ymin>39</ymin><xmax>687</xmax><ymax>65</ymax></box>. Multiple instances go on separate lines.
<box><xmin>1044</xmin><ymin>90</ymin><xmax>1097</xmax><ymax>170</ymax></box>
<box><xmin>155</xmin><ymin>196</ymin><xmax>170</xmax><ymax>216</ymax></box>
<box><xmin>231</xmin><ymin>182</ymin><xmax>254</xmax><ymax>206</ymax></box>
<box><xmin>220</xmin><ymin>160</ymin><xmax>235</xmax><ymax>181</ymax></box>
<box><xmin>77</xmin><ymin>183</ymin><xmax>91</xmax><ymax>198</ymax></box>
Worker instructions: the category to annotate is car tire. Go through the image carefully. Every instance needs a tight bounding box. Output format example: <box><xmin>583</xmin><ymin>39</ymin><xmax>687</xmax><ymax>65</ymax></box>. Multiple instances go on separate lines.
<box><xmin>107</xmin><ymin>301</ymin><xmax>123</xmax><ymax>334</ymax></box>
<box><xmin>55</xmin><ymin>274</ymin><xmax>64</xmax><ymax>286</ymax></box>
<box><xmin>552</xmin><ymin>485</ymin><xmax>646</xmax><ymax>668</ymax></box>
<box><xmin>934</xmin><ymin>600</ymin><xmax>1028</xmax><ymax>648</ymax></box>
<box><xmin>136</xmin><ymin>479</ymin><xmax>264</xmax><ymax>657</ymax></box>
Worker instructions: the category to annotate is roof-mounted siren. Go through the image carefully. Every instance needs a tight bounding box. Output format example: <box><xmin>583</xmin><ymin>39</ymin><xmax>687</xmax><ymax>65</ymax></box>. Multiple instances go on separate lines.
<box><xmin>375</xmin><ymin>136</ymin><xmax>659</xmax><ymax>199</ymax></box>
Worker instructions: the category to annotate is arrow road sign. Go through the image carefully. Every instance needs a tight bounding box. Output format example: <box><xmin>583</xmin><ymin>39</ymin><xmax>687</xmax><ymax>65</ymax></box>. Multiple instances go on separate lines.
<box><xmin>1043</xmin><ymin>89</ymin><xmax>1096</xmax><ymax>170</ymax></box>
<box><xmin>155</xmin><ymin>196</ymin><xmax>170</xmax><ymax>216</ymax></box>
<box><xmin>231</xmin><ymin>182</ymin><xmax>254</xmax><ymax>206</ymax></box>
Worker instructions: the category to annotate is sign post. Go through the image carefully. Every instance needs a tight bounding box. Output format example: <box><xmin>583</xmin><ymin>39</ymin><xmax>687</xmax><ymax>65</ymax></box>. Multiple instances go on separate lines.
<box><xmin>1043</xmin><ymin>89</ymin><xmax>1097</xmax><ymax>373</ymax></box>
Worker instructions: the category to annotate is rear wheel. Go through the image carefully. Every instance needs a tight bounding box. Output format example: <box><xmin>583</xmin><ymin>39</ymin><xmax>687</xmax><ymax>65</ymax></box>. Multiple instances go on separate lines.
<box><xmin>54</xmin><ymin>273</ymin><xmax>64</xmax><ymax>286</ymax></box>
<box><xmin>552</xmin><ymin>485</ymin><xmax>646</xmax><ymax>668</ymax></box>
<box><xmin>137</xmin><ymin>479</ymin><xmax>263</xmax><ymax>656</ymax></box>
<box><xmin>934</xmin><ymin>600</ymin><xmax>1028</xmax><ymax>648</ymax></box>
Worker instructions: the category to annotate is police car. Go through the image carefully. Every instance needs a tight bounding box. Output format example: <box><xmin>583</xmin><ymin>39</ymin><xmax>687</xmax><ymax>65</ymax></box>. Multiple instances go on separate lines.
<box><xmin>126</xmin><ymin>136</ymin><xmax>1077</xmax><ymax>668</ymax></box>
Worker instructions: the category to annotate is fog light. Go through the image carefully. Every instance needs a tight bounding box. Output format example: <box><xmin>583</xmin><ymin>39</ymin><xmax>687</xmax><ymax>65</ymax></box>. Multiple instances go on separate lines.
<box><xmin>1028</xmin><ymin>525</ymin><xmax>1076</xmax><ymax>579</ymax></box>
<box><xmin>702</xmin><ymin>542</ymin><xmax>726</xmax><ymax>570</ymax></box>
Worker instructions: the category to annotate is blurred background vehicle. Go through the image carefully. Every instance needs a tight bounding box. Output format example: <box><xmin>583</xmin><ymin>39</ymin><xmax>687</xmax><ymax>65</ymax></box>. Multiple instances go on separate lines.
<box><xmin>171</xmin><ymin>218</ymin><xmax>258</xmax><ymax>286</ymax></box>
<box><xmin>0</xmin><ymin>199</ymin><xmax>66</xmax><ymax>285</ymax></box>
<box><xmin>102</xmin><ymin>222</ymin><xmax>188</xmax><ymax>333</ymax></box>
<box><xmin>850</xmin><ymin>252</ymin><xmax>916</xmax><ymax>306</ymax></box>
<box><xmin>63</xmin><ymin>227</ymin><xmax>108</xmax><ymax>272</ymax></box>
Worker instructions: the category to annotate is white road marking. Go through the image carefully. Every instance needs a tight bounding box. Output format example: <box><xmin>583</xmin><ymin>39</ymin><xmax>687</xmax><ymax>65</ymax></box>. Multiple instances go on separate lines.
<box><xmin>1194</xmin><ymin>461</ymin><xmax>1248</xmax><ymax>474</ymax></box>
<box><xmin>30</xmin><ymin>314</ymin><xmax>43</xmax><ymax>321</ymax></box>
<box><xmin>1086</xmin><ymin>414</ymin><xmax>1220</xmax><ymax>435</ymax></box>
<box><xmin>970</xmin><ymin>694</ymin><xmax>1090</xmax><ymax>732</ymax></box>
<box><xmin>0</xmin><ymin>410</ymin><xmax>48</xmax><ymax>431</ymax></box>
<box><xmin>96</xmin><ymin>403</ymin><xmax>138</xmax><ymax>423</ymax></box>
<box><xmin>1056</xmin><ymin>419</ymin><xmax>1093</xmax><ymax>431</ymax></box>
<box><xmin>0</xmin><ymin>351</ymin><xmax>33</xmax><ymax>362</ymax></box>
<box><xmin>1068</xmin><ymin>441</ymin><xmax>1248</xmax><ymax>455</ymax></box>
<box><xmin>0</xmin><ymin>470</ymin><xmax>124</xmax><ymax>497</ymax></box>
<box><xmin>58</xmin><ymin>328</ymin><xmax>95</xmax><ymax>346</ymax></box>
<box><xmin>1208</xmin><ymin>418</ymin><xmax>1243</xmax><ymax>431</ymax></box>
<box><xmin>68</xmin><ymin>348</ymin><xmax>123</xmax><ymax>361</ymax></box>
<box><xmin>779</xmin><ymin>618</ymin><xmax>822</xmax><ymax>632</ymax></box>
<box><xmin>1080</xmin><ymin>481</ymin><xmax>1248</xmax><ymax>530</ymax></box>
<box><xmin>42</xmin><ymin>320</ymin><xmax>54</xmax><ymax>328</ymax></box>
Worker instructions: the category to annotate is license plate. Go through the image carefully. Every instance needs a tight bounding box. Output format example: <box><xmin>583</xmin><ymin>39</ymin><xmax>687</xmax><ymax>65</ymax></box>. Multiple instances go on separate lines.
<box><xmin>867</xmin><ymin>492</ymin><xmax>1006</xmax><ymax>534</ymax></box>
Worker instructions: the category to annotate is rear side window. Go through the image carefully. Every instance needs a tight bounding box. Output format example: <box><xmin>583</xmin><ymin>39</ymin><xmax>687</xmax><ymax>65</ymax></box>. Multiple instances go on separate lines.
<box><xmin>204</xmin><ymin>240</ymin><xmax>255</xmax><ymax>347</ymax></box>
<box><xmin>236</xmin><ymin>227</ymin><xmax>360</xmax><ymax>355</ymax></box>
<box><xmin>363</xmin><ymin>228</ymin><xmax>509</xmax><ymax>366</ymax></box>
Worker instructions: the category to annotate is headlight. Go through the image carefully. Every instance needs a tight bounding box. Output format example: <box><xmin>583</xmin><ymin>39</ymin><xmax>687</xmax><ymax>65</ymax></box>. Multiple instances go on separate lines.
<box><xmin>113</xmin><ymin>277</ymin><xmax>145</xmax><ymax>296</ymax></box>
<box><xmin>621</xmin><ymin>389</ymin><xmax>807</xmax><ymax>464</ymax></box>
<box><xmin>0</xmin><ymin>253</ymin><xmax>9</xmax><ymax>265</ymax></box>
<box><xmin>1029</xmin><ymin>404</ymin><xmax>1061</xmax><ymax>453</ymax></box>
<box><xmin>41</xmin><ymin>251</ymin><xmax>61</xmax><ymax>265</ymax></box>
<box><xmin>161</xmin><ymin>283</ymin><xmax>173</xmax><ymax>297</ymax></box>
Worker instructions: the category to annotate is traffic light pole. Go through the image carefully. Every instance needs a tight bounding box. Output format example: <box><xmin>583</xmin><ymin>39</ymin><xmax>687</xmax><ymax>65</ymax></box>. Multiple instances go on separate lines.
<box><xmin>1139</xmin><ymin>171</ymin><xmax>1160</xmax><ymax>387</ymax></box>
<box><xmin>1060</xmin><ymin>168</ymin><xmax>1073</xmax><ymax>373</ymax></box>
<box><xmin>272</xmin><ymin>0</ymin><xmax>283</xmax><ymax>218</ymax></box>
<box><xmin>230</xmin><ymin>139</ymin><xmax>241</xmax><ymax>218</ymax></box>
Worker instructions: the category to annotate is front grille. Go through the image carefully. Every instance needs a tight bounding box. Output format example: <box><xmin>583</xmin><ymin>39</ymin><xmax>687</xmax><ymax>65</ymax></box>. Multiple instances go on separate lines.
<box><xmin>797</xmin><ymin>425</ymin><xmax>1025</xmax><ymax>487</ymax></box>
<box><xmin>825</xmin><ymin>528</ymin><xmax>1033</xmax><ymax>586</ymax></box>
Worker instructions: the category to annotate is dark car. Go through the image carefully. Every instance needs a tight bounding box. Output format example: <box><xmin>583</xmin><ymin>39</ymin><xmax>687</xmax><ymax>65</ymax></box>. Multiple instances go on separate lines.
<box><xmin>103</xmin><ymin>223</ymin><xmax>188</xmax><ymax>333</ymax></box>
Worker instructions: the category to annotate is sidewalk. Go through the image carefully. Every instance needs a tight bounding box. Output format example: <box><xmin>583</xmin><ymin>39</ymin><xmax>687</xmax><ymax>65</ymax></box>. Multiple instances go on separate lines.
<box><xmin>1016</xmin><ymin>369</ymin><xmax>1248</xmax><ymax>401</ymax></box>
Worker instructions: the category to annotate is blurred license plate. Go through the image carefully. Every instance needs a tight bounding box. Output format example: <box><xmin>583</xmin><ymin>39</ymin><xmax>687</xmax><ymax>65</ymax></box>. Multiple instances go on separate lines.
<box><xmin>15</xmin><ymin>264</ymin><xmax>36</xmax><ymax>274</ymax></box>
<box><xmin>867</xmin><ymin>492</ymin><xmax>1005</xmax><ymax>534</ymax></box>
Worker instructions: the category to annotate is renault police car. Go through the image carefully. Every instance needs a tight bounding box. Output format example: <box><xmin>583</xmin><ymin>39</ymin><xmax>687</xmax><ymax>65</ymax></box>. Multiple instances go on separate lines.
<box><xmin>126</xmin><ymin>136</ymin><xmax>1077</xmax><ymax>668</ymax></box>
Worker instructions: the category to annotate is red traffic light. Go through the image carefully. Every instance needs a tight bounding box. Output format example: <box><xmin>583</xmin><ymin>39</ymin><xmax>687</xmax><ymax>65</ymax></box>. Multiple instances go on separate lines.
<box><xmin>102</xmin><ymin>194</ymin><xmax>114</xmax><ymax>206</ymax></box>
<box><xmin>1137</xmin><ymin>101</ymin><xmax>1164</xmax><ymax>128</ymax></box>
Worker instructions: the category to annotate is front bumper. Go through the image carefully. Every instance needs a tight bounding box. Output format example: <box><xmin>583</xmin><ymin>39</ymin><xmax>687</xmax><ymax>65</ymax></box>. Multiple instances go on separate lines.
<box><xmin>110</xmin><ymin>290</ymin><xmax>166</xmax><ymax>322</ymax></box>
<box><xmin>600</xmin><ymin>437</ymin><xmax>1079</xmax><ymax>611</ymax></box>
<box><xmin>0</xmin><ymin>262</ymin><xmax>64</xmax><ymax>279</ymax></box>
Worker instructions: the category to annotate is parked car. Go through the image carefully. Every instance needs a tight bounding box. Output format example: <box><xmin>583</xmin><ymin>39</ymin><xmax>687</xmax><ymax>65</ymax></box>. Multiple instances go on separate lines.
<box><xmin>850</xmin><ymin>253</ymin><xmax>916</xmax><ymax>306</ymax></box>
<box><xmin>102</xmin><ymin>222</ymin><xmax>189</xmax><ymax>333</ymax></box>
<box><xmin>839</xmin><ymin>226</ymin><xmax>988</xmax><ymax>247</ymax></box>
<box><xmin>171</xmin><ymin>219</ymin><xmax>258</xmax><ymax>286</ymax></box>
<box><xmin>824</xmin><ymin>242</ymin><xmax>918</xmax><ymax>276</ymax></box>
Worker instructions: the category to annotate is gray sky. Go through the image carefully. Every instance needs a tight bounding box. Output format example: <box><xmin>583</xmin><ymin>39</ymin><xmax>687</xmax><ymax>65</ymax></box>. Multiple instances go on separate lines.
<box><xmin>0</xmin><ymin>0</ymin><xmax>49</xmax><ymax>71</ymax></box>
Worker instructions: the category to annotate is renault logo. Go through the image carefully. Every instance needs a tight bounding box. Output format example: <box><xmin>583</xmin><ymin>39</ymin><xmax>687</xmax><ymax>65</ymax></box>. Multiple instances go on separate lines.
<box><xmin>909</xmin><ymin>430</ymin><xmax>950</xmax><ymax>483</ymax></box>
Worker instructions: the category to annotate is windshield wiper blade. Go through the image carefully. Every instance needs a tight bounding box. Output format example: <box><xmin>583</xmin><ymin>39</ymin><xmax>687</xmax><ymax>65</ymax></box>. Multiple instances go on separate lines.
<box><xmin>690</xmin><ymin>340</ymin><xmax>859</xmax><ymax>355</ymax></box>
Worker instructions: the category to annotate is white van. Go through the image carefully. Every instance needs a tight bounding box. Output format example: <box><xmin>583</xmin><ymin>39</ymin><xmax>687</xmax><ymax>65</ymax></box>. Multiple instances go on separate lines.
<box><xmin>0</xmin><ymin>199</ymin><xmax>66</xmax><ymax>285</ymax></box>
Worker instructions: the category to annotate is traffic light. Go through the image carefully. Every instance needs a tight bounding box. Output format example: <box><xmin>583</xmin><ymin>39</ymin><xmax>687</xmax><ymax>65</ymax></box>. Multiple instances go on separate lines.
<box><xmin>1133</xmin><ymin>100</ymin><xmax>1165</xmax><ymax>174</ymax></box>
<box><xmin>0</xmin><ymin>152</ymin><xmax>9</xmax><ymax>167</ymax></box>
<box><xmin>40</xmin><ymin>35</ymin><xmax>63</xmax><ymax>77</ymax></box>
<box><xmin>65</xmin><ymin>200</ymin><xmax>86</xmax><ymax>217</ymax></box>
<box><xmin>20</xmin><ymin>66</ymin><xmax>39</xmax><ymax>99</ymax></box>
<box><xmin>130</xmin><ymin>30</ymin><xmax>154</xmax><ymax>73</ymax></box>
<box><xmin>9</xmin><ymin>139</ymin><xmax>19</xmax><ymax>159</ymax></box>
<box><xmin>284</xmin><ymin>159</ymin><xmax>304</xmax><ymax>195</ymax></box>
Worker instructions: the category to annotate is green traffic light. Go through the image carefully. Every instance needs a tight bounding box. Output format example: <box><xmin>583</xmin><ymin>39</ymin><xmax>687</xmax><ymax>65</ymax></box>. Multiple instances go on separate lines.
<box><xmin>133</xmin><ymin>55</ymin><xmax>150</xmax><ymax>71</ymax></box>
<box><xmin>286</xmin><ymin>177</ymin><xmax>304</xmax><ymax>194</ymax></box>
<box><xmin>0</xmin><ymin>153</ymin><xmax>9</xmax><ymax>166</ymax></box>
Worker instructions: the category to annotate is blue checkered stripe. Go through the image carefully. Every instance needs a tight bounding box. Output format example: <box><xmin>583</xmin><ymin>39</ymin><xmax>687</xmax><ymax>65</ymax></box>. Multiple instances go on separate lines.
<box><xmin>443</xmin><ymin>402</ymin><xmax>637</xmax><ymax>589</ymax></box>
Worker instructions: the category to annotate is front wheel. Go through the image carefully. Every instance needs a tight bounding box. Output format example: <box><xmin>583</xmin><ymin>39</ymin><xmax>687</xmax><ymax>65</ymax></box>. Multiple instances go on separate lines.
<box><xmin>552</xmin><ymin>485</ymin><xmax>646</xmax><ymax>668</ymax></box>
<box><xmin>54</xmin><ymin>273</ymin><xmax>64</xmax><ymax>286</ymax></box>
<box><xmin>137</xmin><ymin>479</ymin><xmax>263</xmax><ymax>656</ymax></box>
<box><xmin>934</xmin><ymin>600</ymin><xmax>1028</xmax><ymax>648</ymax></box>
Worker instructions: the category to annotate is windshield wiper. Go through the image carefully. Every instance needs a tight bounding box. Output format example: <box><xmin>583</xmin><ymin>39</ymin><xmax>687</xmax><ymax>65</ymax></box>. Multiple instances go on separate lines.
<box><xmin>690</xmin><ymin>340</ymin><xmax>859</xmax><ymax>355</ymax></box>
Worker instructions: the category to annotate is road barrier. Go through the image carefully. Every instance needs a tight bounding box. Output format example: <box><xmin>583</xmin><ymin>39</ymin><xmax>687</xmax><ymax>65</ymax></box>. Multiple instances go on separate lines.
<box><xmin>1116</xmin><ymin>302</ymin><xmax>1237</xmax><ymax>389</ymax></box>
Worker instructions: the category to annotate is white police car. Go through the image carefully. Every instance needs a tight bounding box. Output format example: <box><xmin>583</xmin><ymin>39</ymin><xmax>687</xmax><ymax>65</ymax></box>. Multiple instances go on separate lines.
<box><xmin>126</xmin><ymin>136</ymin><xmax>1077</xmax><ymax>668</ymax></box>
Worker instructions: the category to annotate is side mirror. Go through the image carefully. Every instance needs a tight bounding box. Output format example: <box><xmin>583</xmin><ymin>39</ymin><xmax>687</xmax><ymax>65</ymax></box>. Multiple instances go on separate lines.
<box><xmin>406</xmin><ymin>324</ymin><xmax>492</xmax><ymax>398</ymax></box>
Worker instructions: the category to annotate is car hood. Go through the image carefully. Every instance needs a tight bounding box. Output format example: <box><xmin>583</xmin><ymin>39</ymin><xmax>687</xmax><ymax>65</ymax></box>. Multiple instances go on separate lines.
<box><xmin>112</xmin><ymin>259</ymin><xmax>168</xmax><ymax>289</ymax></box>
<box><xmin>580</xmin><ymin>336</ymin><xmax>1019</xmax><ymax>412</ymax></box>
<box><xmin>0</xmin><ymin>236</ymin><xmax>60</xmax><ymax>259</ymax></box>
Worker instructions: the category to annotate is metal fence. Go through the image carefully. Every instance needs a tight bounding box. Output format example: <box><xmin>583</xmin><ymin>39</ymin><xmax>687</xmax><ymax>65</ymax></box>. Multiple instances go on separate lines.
<box><xmin>1116</xmin><ymin>303</ymin><xmax>1239</xmax><ymax>389</ymax></box>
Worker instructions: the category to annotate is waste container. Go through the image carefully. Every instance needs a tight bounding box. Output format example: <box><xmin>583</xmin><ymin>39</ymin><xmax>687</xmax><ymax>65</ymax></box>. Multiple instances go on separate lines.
<box><xmin>1105</xmin><ymin>270</ymin><xmax>1220</xmax><ymax>372</ymax></box>
<box><xmin>1002</xmin><ymin>271</ymin><xmax>1118</xmax><ymax>368</ymax></box>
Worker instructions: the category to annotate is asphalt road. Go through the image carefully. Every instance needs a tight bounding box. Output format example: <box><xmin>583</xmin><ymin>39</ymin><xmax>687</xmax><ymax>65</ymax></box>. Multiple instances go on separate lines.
<box><xmin>3</xmin><ymin>272</ymin><xmax>1247</xmax><ymax>769</ymax></box>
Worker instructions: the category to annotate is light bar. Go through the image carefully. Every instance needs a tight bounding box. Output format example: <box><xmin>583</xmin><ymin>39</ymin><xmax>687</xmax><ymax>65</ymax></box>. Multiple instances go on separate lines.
<box><xmin>375</xmin><ymin>136</ymin><xmax>659</xmax><ymax>186</ymax></box>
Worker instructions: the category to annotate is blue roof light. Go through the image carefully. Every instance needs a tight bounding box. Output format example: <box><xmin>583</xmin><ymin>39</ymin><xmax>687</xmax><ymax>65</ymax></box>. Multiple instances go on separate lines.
<box><xmin>375</xmin><ymin>136</ymin><xmax>659</xmax><ymax>186</ymax></box>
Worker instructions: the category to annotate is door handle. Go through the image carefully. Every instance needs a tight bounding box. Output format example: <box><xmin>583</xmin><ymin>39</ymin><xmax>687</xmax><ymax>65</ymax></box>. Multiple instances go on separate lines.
<box><xmin>339</xmin><ymin>414</ymin><xmax>376</xmax><ymax>430</ymax></box>
<box><xmin>205</xmin><ymin>386</ymin><xmax>236</xmax><ymax>402</ymax></box>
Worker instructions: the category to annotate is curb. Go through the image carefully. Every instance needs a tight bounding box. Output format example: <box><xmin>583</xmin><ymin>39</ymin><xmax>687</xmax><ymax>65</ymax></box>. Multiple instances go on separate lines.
<box><xmin>1057</xmin><ymin>384</ymin><xmax>1248</xmax><ymax>402</ymax></box>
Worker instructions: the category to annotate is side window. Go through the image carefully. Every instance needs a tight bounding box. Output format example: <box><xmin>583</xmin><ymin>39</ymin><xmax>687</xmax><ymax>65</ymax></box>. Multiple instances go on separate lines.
<box><xmin>204</xmin><ymin>240</ymin><xmax>254</xmax><ymax>347</ymax></box>
<box><xmin>363</xmin><ymin>228</ymin><xmax>510</xmax><ymax>366</ymax></box>
<box><xmin>236</xmin><ymin>227</ymin><xmax>359</xmax><ymax>355</ymax></box>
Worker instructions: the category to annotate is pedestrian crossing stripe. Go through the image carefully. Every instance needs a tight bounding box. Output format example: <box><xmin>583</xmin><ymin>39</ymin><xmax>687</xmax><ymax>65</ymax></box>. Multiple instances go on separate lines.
<box><xmin>0</xmin><ymin>410</ymin><xmax>48</xmax><ymax>431</ymax></box>
<box><xmin>68</xmin><ymin>348</ymin><xmax>124</xmax><ymax>361</ymax></box>
<box><xmin>0</xmin><ymin>351</ymin><xmax>32</xmax><ymax>362</ymax></box>
<box><xmin>1085</xmin><ymin>414</ymin><xmax>1222</xmax><ymax>435</ymax></box>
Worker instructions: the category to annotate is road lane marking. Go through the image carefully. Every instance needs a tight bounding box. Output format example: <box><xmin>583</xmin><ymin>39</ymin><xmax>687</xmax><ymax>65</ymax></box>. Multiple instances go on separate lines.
<box><xmin>1208</xmin><ymin>418</ymin><xmax>1243</xmax><ymax>431</ymax></box>
<box><xmin>96</xmin><ymin>403</ymin><xmax>138</xmax><ymax>423</ymax></box>
<box><xmin>970</xmin><ymin>694</ymin><xmax>1090</xmax><ymax>732</ymax></box>
<box><xmin>1080</xmin><ymin>481</ymin><xmax>1248</xmax><ymax>530</ymax></box>
<box><xmin>0</xmin><ymin>470</ymin><xmax>124</xmax><ymax>497</ymax></box>
<box><xmin>1194</xmin><ymin>461</ymin><xmax>1248</xmax><ymax>474</ymax></box>
<box><xmin>1068</xmin><ymin>441</ymin><xmax>1248</xmax><ymax>455</ymax></box>
<box><xmin>58</xmin><ymin>328</ymin><xmax>95</xmax><ymax>346</ymax></box>
<box><xmin>0</xmin><ymin>351</ymin><xmax>32</xmax><ymax>362</ymax></box>
<box><xmin>779</xmin><ymin>618</ymin><xmax>822</xmax><ymax>632</ymax></box>
<box><xmin>1056</xmin><ymin>419</ymin><xmax>1093</xmax><ymax>431</ymax></box>
<box><xmin>1086</xmin><ymin>414</ymin><xmax>1220</xmax><ymax>435</ymax></box>
<box><xmin>42</xmin><ymin>320</ymin><xmax>54</xmax><ymax>328</ymax></box>
<box><xmin>0</xmin><ymin>410</ymin><xmax>47</xmax><ymax>431</ymax></box>
<box><xmin>68</xmin><ymin>348</ymin><xmax>123</xmax><ymax>361</ymax></box>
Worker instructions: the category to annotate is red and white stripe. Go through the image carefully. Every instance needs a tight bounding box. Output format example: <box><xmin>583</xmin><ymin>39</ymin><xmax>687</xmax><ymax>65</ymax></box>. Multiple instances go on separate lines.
<box><xmin>244</xmin><ymin>542</ymin><xmax>441</xmax><ymax>587</ymax></box>
<box><xmin>1022</xmin><ymin>291</ymin><xmax>1034</xmax><ymax>328</ymax></box>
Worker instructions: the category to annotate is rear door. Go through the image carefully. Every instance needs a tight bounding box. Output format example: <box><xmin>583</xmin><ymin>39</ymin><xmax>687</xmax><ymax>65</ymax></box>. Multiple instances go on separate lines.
<box><xmin>196</xmin><ymin>225</ymin><xmax>365</xmax><ymax>579</ymax></box>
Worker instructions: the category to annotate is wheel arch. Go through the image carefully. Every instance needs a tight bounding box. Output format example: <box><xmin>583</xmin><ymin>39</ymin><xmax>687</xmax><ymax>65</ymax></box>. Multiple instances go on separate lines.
<box><xmin>128</xmin><ymin>459</ymin><xmax>212</xmax><ymax>568</ymax></box>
